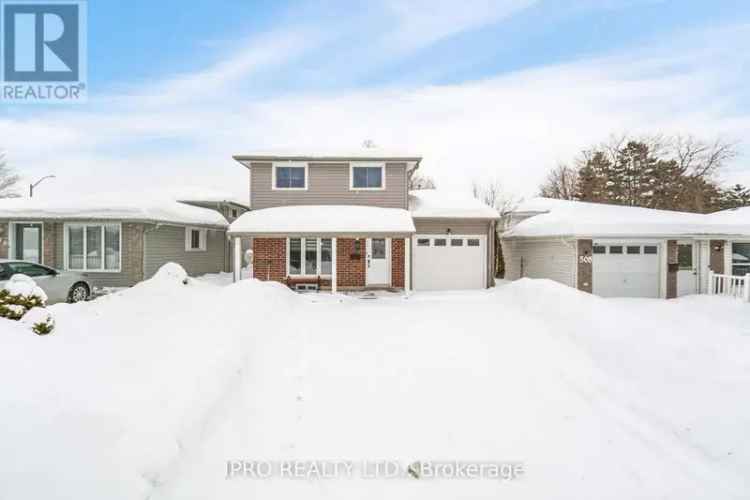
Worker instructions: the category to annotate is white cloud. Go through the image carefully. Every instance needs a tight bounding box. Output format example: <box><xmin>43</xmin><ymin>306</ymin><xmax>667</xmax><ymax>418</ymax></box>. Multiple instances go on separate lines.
<box><xmin>1</xmin><ymin>18</ymin><xmax>748</xmax><ymax>202</ymax></box>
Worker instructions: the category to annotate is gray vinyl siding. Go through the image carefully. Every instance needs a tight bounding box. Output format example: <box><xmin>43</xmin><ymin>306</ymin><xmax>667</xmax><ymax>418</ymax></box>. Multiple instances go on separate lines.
<box><xmin>250</xmin><ymin>162</ymin><xmax>408</xmax><ymax>209</ymax></box>
<box><xmin>144</xmin><ymin>224</ymin><xmax>227</xmax><ymax>279</ymax></box>
<box><xmin>413</xmin><ymin>219</ymin><xmax>492</xmax><ymax>235</ymax></box>
<box><xmin>502</xmin><ymin>238</ymin><xmax>577</xmax><ymax>288</ymax></box>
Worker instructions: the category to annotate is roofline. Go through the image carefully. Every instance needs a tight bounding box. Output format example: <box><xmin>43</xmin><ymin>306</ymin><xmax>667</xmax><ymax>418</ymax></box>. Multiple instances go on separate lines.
<box><xmin>411</xmin><ymin>215</ymin><xmax>500</xmax><ymax>221</ymax></box>
<box><xmin>177</xmin><ymin>199</ymin><xmax>250</xmax><ymax>210</ymax></box>
<box><xmin>233</xmin><ymin>154</ymin><xmax>423</xmax><ymax>169</ymax></box>
<box><xmin>227</xmin><ymin>230</ymin><xmax>416</xmax><ymax>238</ymax></box>
<box><xmin>0</xmin><ymin>216</ymin><xmax>228</xmax><ymax>229</ymax></box>
<box><xmin>501</xmin><ymin>232</ymin><xmax>750</xmax><ymax>240</ymax></box>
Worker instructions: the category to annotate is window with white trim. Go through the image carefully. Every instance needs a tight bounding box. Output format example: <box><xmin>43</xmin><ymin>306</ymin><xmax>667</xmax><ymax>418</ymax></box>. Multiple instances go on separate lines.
<box><xmin>732</xmin><ymin>243</ymin><xmax>750</xmax><ymax>276</ymax></box>
<box><xmin>66</xmin><ymin>224</ymin><xmax>121</xmax><ymax>272</ymax></box>
<box><xmin>350</xmin><ymin>163</ymin><xmax>385</xmax><ymax>190</ymax></box>
<box><xmin>288</xmin><ymin>237</ymin><xmax>332</xmax><ymax>276</ymax></box>
<box><xmin>273</xmin><ymin>164</ymin><xmax>307</xmax><ymax>189</ymax></box>
<box><xmin>185</xmin><ymin>227</ymin><xmax>207</xmax><ymax>251</ymax></box>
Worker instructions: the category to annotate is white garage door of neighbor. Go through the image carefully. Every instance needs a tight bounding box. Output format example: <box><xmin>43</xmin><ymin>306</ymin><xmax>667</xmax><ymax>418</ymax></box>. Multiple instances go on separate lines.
<box><xmin>413</xmin><ymin>235</ymin><xmax>486</xmax><ymax>291</ymax></box>
<box><xmin>592</xmin><ymin>243</ymin><xmax>661</xmax><ymax>298</ymax></box>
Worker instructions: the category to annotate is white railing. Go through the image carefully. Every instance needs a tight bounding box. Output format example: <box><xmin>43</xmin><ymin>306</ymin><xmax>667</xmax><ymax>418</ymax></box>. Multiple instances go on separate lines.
<box><xmin>707</xmin><ymin>271</ymin><xmax>750</xmax><ymax>301</ymax></box>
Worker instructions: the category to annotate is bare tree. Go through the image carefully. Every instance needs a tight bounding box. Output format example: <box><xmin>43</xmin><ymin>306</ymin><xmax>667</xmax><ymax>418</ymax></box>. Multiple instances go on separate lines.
<box><xmin>472</xmin><ymin>178</ymin><xmax>518</xmax><ymax>216</ymax></box>
<box><xmin>671</xmin><ymin>135</ymin><xmax>738</xmax><ymax>178</ymax></box>
<box><xmin>538</xmin><ymin>163</ymin><xmax>578</xmax><ymax>200</ymax></box>
<box><xmin>0</xmin><ymin>152</ymin><xmax>20</xmax><ymax>198</ymax></box>
<box><xmin>408</xmin><ymin>172</ymin><xmax>436</xmax><ymax>191</ymax></box>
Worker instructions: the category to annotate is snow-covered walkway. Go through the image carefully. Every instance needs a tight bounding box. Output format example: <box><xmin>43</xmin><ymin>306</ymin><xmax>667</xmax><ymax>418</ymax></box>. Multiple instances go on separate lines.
<box><xmin>1</xmin><ymin>268</ymin><xmax>748</xmax><ymax>499</ymax></box>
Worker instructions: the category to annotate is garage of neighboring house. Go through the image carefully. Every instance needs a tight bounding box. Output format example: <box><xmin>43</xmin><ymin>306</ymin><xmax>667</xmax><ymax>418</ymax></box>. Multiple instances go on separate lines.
<box><xmin>412</xmin><ymin>234</ymin><xmax>487</xmax><ymax>291</ymax></box>
<box><xmin>591</xmin><ymin>241</ymin><xmax>662</xmax><ymax>298</ymax></box>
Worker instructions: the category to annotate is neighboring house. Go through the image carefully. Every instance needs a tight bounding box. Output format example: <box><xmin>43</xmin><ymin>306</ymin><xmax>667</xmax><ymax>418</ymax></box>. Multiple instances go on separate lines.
<box><xmin>0</xmin><ymin>197</ymin><xmax>247</xmax><ymax>289</ymax></box>
<box><xmin>501</xmin><ymin>198</ymin><xmax>750</xmax><ymax>299</ymax></box>
<box><xmin>227</xmin><ymin>150</ymin><xmax>499</xmax><ymax>292</ymax></box>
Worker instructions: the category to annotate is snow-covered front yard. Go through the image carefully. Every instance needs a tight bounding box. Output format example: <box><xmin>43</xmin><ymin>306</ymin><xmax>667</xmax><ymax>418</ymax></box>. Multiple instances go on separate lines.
<box><xmin>1</xmin><ymin>266</ymin><xmax>749</xmax><ymax>499</ymax></box>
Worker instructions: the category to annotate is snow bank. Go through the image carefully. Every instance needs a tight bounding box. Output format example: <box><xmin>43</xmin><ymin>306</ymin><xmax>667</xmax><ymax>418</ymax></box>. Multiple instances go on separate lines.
<box><xmin>229</xmin><ymin>205</ymin><xmax>416</xmax><ymax>234</ymax></box>
<box><xmin>409</xmin><ymin>189</ymin><xmax>499</xmax><ymax>219</ymax></box>
<box><xmin>1</xmin><ymin>269</ymin><xmax>748</xmax><ymax>499</ymax></box>
<box><xmin>0</xmin><ymin>264</ymin><xmax>303</xmax><ymax>500</ymax></box>
<box><xmin>0</xmin><ymin>195</ymin><xmax>228</xmax><ymax>227</ymax></box>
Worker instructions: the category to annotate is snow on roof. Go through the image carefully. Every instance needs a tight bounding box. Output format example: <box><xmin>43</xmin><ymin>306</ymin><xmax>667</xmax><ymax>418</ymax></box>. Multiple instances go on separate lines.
<box><xmin>503</xmin><ymin>197</ymin><xmax>750</xmax><ymax>238</ymax></box>
<box><xmin>228</xmin><ymin>205</ymin><xmax>416</xmax><ymax>235</ymax></box>
<box><xmin>408</xmin><ymin>190</ymin><xmax>499</xmax><ymax>219</ymax></box>
<box><xmin>233</xmin><ymin>148</ymin><xmax>422</xmax><ymax>164</ymax></box>
<box><xmin>167</xmin><ymin>186</ymin><xmax>249</xmax><ymax>208</ymax></box>
<box><xmin>0</xmin><ymin>196</ymin><xmax>228</xmax><ymax>227</ymax></box>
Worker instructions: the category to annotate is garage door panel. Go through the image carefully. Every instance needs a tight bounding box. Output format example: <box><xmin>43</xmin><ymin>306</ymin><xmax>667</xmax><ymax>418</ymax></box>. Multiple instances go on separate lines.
<box><xmin>593</xmin><ymin>243</ymin><xmax>661</xmax><ymax>298</ymax></box>
<box><xmin>413</xmin><ymin>235</ymin><xmax>485</xmax><ymax>291</ymax></box>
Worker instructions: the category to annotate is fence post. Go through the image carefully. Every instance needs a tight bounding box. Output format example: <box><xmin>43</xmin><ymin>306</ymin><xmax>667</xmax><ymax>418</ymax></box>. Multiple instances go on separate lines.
<box><xmin>745</xmin><ymin>274</ymin><xmax>750</xmax><ymax>303</ymax></box>
<box><xmin>707</xmin><ymin>270</ymin><xmax>714</xmax><ymax>295</ymax></box>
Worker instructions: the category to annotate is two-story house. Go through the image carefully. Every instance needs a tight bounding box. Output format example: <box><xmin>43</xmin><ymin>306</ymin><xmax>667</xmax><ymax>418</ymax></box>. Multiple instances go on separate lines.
<box><xmin>228</xmin><ymin>151</ymin><xmax>499</xmax><ymax>292</ymax></box>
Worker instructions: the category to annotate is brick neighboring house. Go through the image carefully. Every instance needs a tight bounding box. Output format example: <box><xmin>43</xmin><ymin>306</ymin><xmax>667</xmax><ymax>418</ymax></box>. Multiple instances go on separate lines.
<box><xmin>227</xmin><ymin>150</ymin><xmax>499</xmax><ymax>292</ymax></box>
<box><xmin>501</xmin><ymin>197</ymin><xmax>750</xmax><ymax>299</ymax></box>
<box><xmin>0</xmin><ymin>196</ymin><xmax>248</xmax><ymax>289</ymax></box>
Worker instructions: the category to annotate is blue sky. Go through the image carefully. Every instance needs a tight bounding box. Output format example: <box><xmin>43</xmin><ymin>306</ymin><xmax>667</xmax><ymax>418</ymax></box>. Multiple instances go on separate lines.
<box><xmin>2</xmin><ymin>0</ymin><xmax>750</xmax><ymax>200</ymax></box>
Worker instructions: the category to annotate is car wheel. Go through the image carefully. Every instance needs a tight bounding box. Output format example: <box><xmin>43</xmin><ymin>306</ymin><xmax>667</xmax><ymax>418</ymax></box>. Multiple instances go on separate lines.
<box><xmin>68</xmin><ymin>282</ymin><xmax>90</xmax><ymax>303</ymax></box>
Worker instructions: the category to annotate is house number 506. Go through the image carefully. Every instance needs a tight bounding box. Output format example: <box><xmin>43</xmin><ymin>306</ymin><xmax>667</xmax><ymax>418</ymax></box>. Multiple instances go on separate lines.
<box><xmin>579</xmin><ymin>255</ymin><xmax>592</xmax><ymax>264</ymax></box>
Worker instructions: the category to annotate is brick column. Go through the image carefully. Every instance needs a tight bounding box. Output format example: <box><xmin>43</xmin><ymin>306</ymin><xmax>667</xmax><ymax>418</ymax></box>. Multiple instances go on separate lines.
<box><xmin>709</xmin><ymin>240</ymin><xmax>725</xmax><ymax>274</ymax></box>
<box><xmin>253</xmin><ymin>238</ymin><xmax>286</xmax><ymax>283</ymax></box>
<box><xmin>666</xmin><ymin>240</ymin><xmax>678</xmax><ymax>299</ymax></box>
<box><xmin>577</xmin><ymin>239</ymin><xmax>593</xmax><ymax>293</ymax></box>
<box><xmin>336</xmin><ymin>238</ymin><xmax>365</xmax><ymax>288</ymax></box>
<box><xmin>0</xmin><ymin>223</ymin><xmax>8</xmax><ymax>259</ymax></box>
<box><xmin>391</xmin><ymin>238</ymin><xmax>405</xmax><ymax>288</ymax></box>
<box><xmin>43</xmin><ymin>222</ymin><xmax>56</xmax><ymax>267</ymax></box>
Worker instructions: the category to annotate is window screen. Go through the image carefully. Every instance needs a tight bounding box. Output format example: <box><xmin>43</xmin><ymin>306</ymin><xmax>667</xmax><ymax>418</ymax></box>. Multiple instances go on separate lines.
<box><xmin>289</xmin><ymin>238</ymin><xmax>301</xmax><ymax>275</ymax></box>
<box><xmin>352</xmin><ymin>166</ymin><xmax>383</xmax><ymax>189</ymax></box>
<box><xmin>275</xmin><ymin>166</ymin><xmax>306</xmax><ymax>189</ymax></box>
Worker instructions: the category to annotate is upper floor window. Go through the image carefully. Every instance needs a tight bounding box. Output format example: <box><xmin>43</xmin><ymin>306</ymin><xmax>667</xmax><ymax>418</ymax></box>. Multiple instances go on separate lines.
<box><xmin>350</xmin><ymin>163</ymin><xmax>385</xmax><ymax>190</ymax></box>
<box><xmin>273</xmin><ymin>163</ymin><xmax>307</xmax><ymax>190</ymax></box>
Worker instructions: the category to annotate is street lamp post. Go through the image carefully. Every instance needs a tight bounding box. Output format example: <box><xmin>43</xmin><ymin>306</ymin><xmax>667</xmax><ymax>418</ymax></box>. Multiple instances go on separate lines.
<box><xmin>29</xmin><ymin>175</ymin><xmax>56</xmax><ymax>198</ymax></box>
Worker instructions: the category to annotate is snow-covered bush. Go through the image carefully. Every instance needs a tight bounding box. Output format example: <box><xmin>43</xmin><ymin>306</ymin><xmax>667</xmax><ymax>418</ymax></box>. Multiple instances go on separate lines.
<box><xmin>0</xmin><ymin>274</ymin><xmax>47</xmax><ymax>321</ymax></box>
<box><xmin>21</xmin><ymin>307</ymin><xmax>56</xmax><ymax>336</ymax></box>
<box><xmin>0</xmin><ymin>275</ymin><xmax>54</xmax><ymax>334</ymax></box>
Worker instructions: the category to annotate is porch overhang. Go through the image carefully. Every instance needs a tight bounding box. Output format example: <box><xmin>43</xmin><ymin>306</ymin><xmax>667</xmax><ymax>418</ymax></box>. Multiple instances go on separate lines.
<box><xmin>227</xmin><ymin>205</ymin><xmax>416</xmax><ymax>238</ymax></box>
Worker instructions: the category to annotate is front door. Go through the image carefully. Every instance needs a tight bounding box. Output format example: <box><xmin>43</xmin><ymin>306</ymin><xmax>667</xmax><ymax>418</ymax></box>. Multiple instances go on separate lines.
<box><xmin>677</xmin><ymin>242</ymin><xmax>697</xmax><ymax>296</ymax></box>
<box><xmin>14</xmin><ymin>223</ymin><xmax>42</xmax><ymax>263</ymax></box>
<box><xmin>366</xmin><ymin>238</ymin><xmax>389</xmax><ymax>286</ymax></box>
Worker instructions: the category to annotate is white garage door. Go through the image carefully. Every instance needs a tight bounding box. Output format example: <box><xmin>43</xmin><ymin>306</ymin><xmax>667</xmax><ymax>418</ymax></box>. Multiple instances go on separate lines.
<box><xmin>413</xmin><ymin>235</ymin><xmax>486</xmax><ymax>291</ymax></box>
<box><xmin>592</xmin><ymin>243</ymin><xmax>661</xmax><ymax>298</ymax></box>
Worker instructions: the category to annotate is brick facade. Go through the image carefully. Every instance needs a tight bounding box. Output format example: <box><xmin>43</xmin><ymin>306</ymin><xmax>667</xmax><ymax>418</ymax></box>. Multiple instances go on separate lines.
<box><xmin>391</xmin><ymin>238</ymin><xmax>405</xmax><ymax>288</ymax></box>
<box><xmin>253</xmin><ymin>238</ymin><xmax>287</xmax><ymax>283</ymax></box>
<box><xmin>251</xmin><ymin>237</ymin><xmax>410</xmax><ymax>290</ymax></box>
<box><xmin>336</xmin><ymin>238</ymin><xmax>366</xmax><ymax>288</ymax></box>
<box><xmin>709</xmin><ymin>240</ymin><xmax>725</xmax><ymax>274</ymax></box>
<box><xmin>666</xmin><ymin>240</ymin><xmax>678</xmax><ymax>299</ymax></box>
<box><xmin>577</xmin><ymin>239</ymin><xmax>593</xmax><ymax>293</ymax></box>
